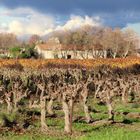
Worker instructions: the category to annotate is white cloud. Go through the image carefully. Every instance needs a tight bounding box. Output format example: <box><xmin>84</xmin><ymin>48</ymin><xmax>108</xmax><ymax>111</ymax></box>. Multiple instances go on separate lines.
<box><xmin>43</xmin><ymin>15</ymin><xmax>102</xmax><ymax>35</ymax></box>
<box><xmin>0</xmin><ymin>7</ymin><xmax>55</xmax><ymax>36</ymax></box>
<box><xmin>9</xmin><ymin>21</ymin><xmax>23</xmax><ymax>34</ymax></box>
<box><xmin>0</xmin><ymin>22</ymin><xmax>8</xmax><ymax>32</ymax></box>
<box><xmin>55</xmin><ymin>15</ymin><xmax>101</xmax><ymax>31</ymax></box>
<box><xmin>0</xmin><ymin>7</ymin><xmax>102</xmax><ymax>37</ymax></box>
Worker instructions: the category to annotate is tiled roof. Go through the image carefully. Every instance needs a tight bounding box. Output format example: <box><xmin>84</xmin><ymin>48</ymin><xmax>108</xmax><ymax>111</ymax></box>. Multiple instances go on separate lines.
<box><xmin>36</xmin><ymin>44</ymin><xmax>103</xmax><ymax>51</ymax></box>
<box><xmin>36</xmin><ymin>43</ymin><xmax>61</xmax><ymax>51</ymax></box>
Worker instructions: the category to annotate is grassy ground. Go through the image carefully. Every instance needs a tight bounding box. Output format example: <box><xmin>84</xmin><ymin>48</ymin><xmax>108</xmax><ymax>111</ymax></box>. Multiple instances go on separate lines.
<box><xmin>0</xmin><ymin>100</ymin><xmax>140</xmax><ymax>140</ymax></box>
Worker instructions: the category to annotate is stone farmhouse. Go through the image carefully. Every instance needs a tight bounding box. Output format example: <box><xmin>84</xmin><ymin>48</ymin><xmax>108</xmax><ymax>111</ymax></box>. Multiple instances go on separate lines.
<box><xmin>35</xmin><ymin>38</ymin><xmax>107</xmax><ymax>59</ymax></box>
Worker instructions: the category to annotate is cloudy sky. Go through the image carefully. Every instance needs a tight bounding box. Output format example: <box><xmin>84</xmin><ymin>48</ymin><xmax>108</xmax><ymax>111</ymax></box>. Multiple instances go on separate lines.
<box><xmin>0</xmin><ymin>0</ymin><xmax>140</xmax><ymax>36</ymax></box>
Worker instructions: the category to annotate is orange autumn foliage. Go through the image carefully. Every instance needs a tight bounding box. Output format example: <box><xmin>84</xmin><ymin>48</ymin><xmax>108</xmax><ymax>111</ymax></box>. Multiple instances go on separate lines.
<box><xmin>0</xmin><ymin>57</ymin><xmax>140</xmax><ymax>69</ymax></box>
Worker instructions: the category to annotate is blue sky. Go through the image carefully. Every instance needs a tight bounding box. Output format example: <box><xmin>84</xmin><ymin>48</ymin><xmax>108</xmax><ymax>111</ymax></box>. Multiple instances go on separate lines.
<box><xmin>0</xmin><ymin>0</ymin><xmax>140</xmax><ymax>36</ymax></box>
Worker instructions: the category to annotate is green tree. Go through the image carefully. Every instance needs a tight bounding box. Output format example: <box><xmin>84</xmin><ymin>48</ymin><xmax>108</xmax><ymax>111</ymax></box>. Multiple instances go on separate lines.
<box><xmin>9</xmin><ymin>46</ymin><xmax>21</xmax><ymax>58</ymax></box>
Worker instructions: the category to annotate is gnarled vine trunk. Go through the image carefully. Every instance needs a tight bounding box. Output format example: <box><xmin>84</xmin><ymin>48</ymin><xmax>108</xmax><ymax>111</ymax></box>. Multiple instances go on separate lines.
<box><xmin>81</xmin><ymin>84</ymin><xmax>92</xmax><ymax>123</ymax></box>
<box><xmin>40</xmin><ymin>97</ymin><xmax>48</xmax><ymax>131</ymax></box>
<box><xmin>47</xmin><ymin>98</ymin><xmax>54</xmax><ymax>115</ymax></box>
<box><xmin>6</xmin><ymin>100</ymin><xmax>13</xmax><ymax>113</ymax></box>
<box><xmin>83</xmin><ymin>99</ymin><xmax>92</xmax><ymax>123</ymax></box>
<box><xmin>106</xmin><ymin>100</ymin><xmax>114</xmax><ymax>121</ymax></box>
<box><xmin>62</xmin><ymin>98</ymin><xmax>74</xmax><ymax>134</ymax></box>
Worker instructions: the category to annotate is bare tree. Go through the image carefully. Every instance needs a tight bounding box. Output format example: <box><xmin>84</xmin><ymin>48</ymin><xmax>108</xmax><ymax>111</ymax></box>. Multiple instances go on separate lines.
<box><xmin>121</xmin><ymin>29</ymin><xmax>138</xmax><ymax>57</ymax></box>
<box><xmin>0</xmin><ymin>33</ymin><xmax>18</xmax><ymax>50</ymax></box>
<box><xmin>29</xmin><ymin>34</ymin><xmax>41</xmax><ymax>45</ymax></box>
